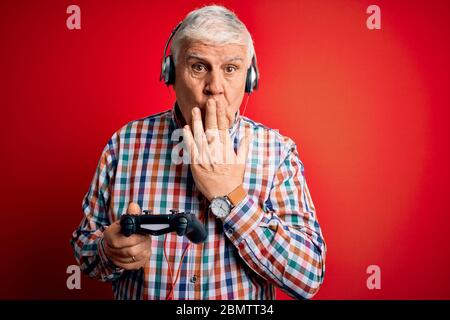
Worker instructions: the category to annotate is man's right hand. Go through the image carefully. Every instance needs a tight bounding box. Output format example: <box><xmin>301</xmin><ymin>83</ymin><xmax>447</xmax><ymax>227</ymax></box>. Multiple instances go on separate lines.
<box><xmin>103</xmin><ymin>202</ymin><xmax>151</xmax><ymax>270</ymax></box>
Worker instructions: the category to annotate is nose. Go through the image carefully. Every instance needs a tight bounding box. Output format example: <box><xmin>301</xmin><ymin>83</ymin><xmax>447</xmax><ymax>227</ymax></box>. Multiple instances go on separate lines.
<box><xmin>203</xmin><ymin>69</ymin><xmax>224</xmax><ymax>96</ymax></box>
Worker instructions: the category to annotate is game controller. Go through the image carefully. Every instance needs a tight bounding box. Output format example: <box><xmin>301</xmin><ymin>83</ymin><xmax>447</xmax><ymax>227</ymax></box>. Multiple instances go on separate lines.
<box><xmin>120</xmin><ymin>210</ymin><xmax>207</xmax><ymax>244</ymax></box>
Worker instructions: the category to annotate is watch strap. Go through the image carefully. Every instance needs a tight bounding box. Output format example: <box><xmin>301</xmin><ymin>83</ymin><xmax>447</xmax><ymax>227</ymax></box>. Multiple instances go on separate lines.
<box><xmin>227</xmin><ymin>184</ymin><xmax>247</xmax><ymax>207</ymax></box>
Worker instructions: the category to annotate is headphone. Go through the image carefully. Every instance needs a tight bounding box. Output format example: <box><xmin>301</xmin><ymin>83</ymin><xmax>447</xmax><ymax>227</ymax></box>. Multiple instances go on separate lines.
<box><xmin>160</xmin><ymin>22</ymin><xmax>260</xmax><ymax>94</ymax></box>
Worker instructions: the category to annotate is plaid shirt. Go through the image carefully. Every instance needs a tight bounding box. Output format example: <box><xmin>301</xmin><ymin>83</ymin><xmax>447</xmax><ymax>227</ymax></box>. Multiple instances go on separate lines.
<box><xmin>71</xmin><ymin>105</ymin><xmax>326</xmax><ymax>300</ymax></box>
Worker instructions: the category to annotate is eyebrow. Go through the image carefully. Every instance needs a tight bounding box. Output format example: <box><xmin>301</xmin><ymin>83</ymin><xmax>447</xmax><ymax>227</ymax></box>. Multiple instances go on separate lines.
<box><xmin>185</xmin><ymin>53</ymin><xmax>245</xmax><ymax>63</ymax></box>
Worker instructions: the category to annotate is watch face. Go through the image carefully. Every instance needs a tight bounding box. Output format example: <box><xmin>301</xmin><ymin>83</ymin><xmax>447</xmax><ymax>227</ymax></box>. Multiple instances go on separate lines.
<box><xmin>210</xmin><ymin>197</ymin><xmax>231</xmax><ymax>218</ymax></box>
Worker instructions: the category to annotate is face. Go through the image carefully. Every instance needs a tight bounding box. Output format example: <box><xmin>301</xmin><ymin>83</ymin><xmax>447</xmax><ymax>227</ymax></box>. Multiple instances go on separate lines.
<box><xmin>173</xmin><ymin>40</ymin><xmax>249</xmax><ymax>128</ymax></box>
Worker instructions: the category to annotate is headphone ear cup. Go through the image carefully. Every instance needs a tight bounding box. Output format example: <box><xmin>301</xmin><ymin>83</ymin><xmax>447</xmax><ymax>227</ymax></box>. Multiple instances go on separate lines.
<box><xmin>163</xmin><ymin>55</ymin><xmax>176</xmax><ymax>85</ymax></box>
<box><xmin>245</xmin><ymin>66</ymin><xmax>256</xmax><ymax>93</ymax></box>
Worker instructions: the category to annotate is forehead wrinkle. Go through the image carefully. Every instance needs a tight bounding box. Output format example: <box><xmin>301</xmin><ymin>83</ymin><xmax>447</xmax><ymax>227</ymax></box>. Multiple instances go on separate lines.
<box><xmin>185</xmin><ymin>52</ymin><xmax>245</xmax><ymax>64</ymax></box>
<box><xmin>182</xmin><ymin>40</ymin><xmax>248</xmax><ymax>64</ymax></box>
<box><xmin>185</xmin><ymin>52</ymin><xmax>205</xmax><ymax>60</ymax></box>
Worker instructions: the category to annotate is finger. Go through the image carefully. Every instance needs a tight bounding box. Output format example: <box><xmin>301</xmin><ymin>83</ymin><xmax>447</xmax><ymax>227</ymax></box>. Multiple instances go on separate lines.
<box><xmin>205</xmin><ymin>128</ymin><xmax>220</xmax><ymax>147</ymax></box>
<box><xmin>107</xmin><ymin>233</ymin><xmax>149</xmax><ymax>249</ymax></box>
<box><xmin>108</xmin><ymin>249</ymin><xmax>149</xmax><ymax>264</ymax></box>
<box><xmin>219</xmin><ymin>117</ymin><xmax>234</xmax><ymax>165</ymax></box>
<box><xmin>106</xmin><ymin>242</ymin><xmax>150</xmax><ymax>262</ymax></box>
<box><xmin>111</xmin><ymin>220</ymin><xmax>121</xmax><ymax>228</ymax></box>
<box><xmin>205</xmin><ymin>99</ymin><xmax>218</xmax><ymax>131</ymax></box>
<box><xmin>191</xmin><ymin>107</ymin><xmax>211</xmax><ymax>165</ymax></box>
<box><xmin>205</xmin><ymin>100</ymin><xmax>220</xmax><ymax>145</ymax></box>
<box><xmin>127</xmin><ymin>202</ymin><xmax>141</xmax><ymax>216</ymax></box>
<box><xmin>216</xmin><ymin>100</ymin><xmax>229</xmax><ymax>149</ymax></box>
<box><xmin>183</xmin><ymin>125</ymin><xmax>200</xmax><ymax>164</ymax></box>
<box><xmin>205</xmin><ymin>131</ymin><xmax>217</xmax><ymax>145</ymax></box>
<box><xmin>191</xmin><ymin>107</ymin><xmax>205</xmax><ymax>149</ymax></box>
<box><xmin>216</xmin><ymin>100</ymin><xmax>229</xmax><ymax>132</ymax></box>
<box><xmin>226</xmin><ymin>109</ymin><xmax>235</xmax><ymax>128</ymax></box>
<box><xmin>237</xmin><ymin>127</ymin><xmax>253</xmax><ymax>165</ymax></box>
<box><xmin>200</xmin><ymin>132</ymin><xmax>213</xmax><ymax>168</ymax></box>
<box><xmin>221</xmin><ymin>128</ymin><xmax>233</xmax><ymax>164</ymax></box>
<box><xmin>205</xmin><ymin>133</ymin><xmax>218</xmax><ymax>163</ymax></box>
<box><xmin>113</xmin><ymin>258</ymin><xmax>147</xmax><ymax>270</ymax></box>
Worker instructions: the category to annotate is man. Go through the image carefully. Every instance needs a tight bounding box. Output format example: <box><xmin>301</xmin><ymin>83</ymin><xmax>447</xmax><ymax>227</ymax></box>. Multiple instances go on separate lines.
<box><xmin>71</xmin><ymin>5</ymin><xmax>326</xmax><ymax>300</ymax></box>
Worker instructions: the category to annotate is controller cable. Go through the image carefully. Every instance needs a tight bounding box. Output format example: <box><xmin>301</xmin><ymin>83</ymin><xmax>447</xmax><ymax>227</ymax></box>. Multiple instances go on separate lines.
<box><xmin>164</xmin><ymin>234</ymin><xmax>191</xmax><ymax>300</ymax></box>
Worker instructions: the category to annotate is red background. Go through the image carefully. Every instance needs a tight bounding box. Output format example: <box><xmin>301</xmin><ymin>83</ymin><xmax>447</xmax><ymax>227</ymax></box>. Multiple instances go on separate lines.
<box><xmin>1</xmin><ymin>0</ymin><xmax>449</xmax><ymax>299</ymax></box>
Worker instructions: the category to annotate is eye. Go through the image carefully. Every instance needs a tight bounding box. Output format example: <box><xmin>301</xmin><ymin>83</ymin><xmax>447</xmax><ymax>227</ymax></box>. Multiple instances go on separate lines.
<box><xmin>192</xmin><ymin>63</ymin><xmax>207</xmax><ymax>73</ymax></box>
<box><xmin>224</xmin><ymin>65</ymin><xmax>237</xmax><ymax>74</ymax></box>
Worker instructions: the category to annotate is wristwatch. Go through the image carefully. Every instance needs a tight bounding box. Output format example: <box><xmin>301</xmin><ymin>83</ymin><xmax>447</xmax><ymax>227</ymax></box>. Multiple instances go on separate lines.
<box><xmin>209</xmin><ymin>185</ymin><xmax>247</xmax><ymax>218</ymax></box>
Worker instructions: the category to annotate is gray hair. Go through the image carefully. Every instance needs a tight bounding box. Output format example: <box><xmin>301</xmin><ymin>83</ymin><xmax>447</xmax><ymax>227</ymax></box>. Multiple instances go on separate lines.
<box><xmin>170</xmin><ymin>5</ymin><xmax>255</xmax><ymax>65</ymax></box>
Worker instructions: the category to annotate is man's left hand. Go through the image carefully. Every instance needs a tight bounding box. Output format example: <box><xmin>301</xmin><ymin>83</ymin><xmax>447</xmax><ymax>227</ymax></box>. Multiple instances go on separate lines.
<box><xmin>182</xmin><ymin>98</ymin><xmax>252</xmax><ymax>201</ymax></box>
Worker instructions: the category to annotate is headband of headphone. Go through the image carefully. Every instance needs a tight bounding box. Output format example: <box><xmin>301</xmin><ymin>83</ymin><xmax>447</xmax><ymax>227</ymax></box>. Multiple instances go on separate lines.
<box><xmin>160</xmin><ymin>21</ymin><xmax>259</xmax><ymax>94</ymax></box>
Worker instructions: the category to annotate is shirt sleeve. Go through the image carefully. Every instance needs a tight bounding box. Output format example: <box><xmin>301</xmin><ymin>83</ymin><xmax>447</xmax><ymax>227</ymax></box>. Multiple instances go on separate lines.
<box><xmin>222</xmin><ymin>142</ymin><xmax>326</xmax><ymax>299</ymax></box>
<box><xmin>70</xmin><ymin>134</ymin><xmax>124</xmax><ymax>282</ymax></box>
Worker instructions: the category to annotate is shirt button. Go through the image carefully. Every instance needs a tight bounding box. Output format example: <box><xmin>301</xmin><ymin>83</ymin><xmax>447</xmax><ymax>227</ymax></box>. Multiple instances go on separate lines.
<box><xmin>227</xmin><ymin>228</ymin><xmax>234</xmax><ymax>235</ymax></box>
<box><xmin>190</xmin><ymin>275</ymin><xmax>197</xmax><ymax>283</ymax></box>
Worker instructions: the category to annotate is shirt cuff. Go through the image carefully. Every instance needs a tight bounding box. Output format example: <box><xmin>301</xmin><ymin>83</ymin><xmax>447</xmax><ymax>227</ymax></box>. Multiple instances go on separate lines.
<box><xmin>98</xmin><ymin>236</ymin><xmax>124</xmax><ymax>275</ymax></box>
<box><xmin>222</xmin><ymin>194</ymin><xmax>264</xmax><ymax>245</ymax></box>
